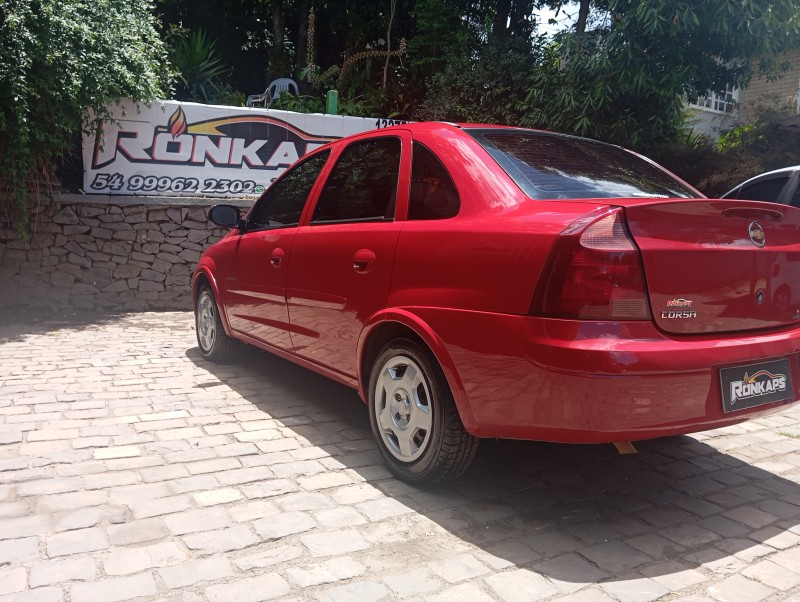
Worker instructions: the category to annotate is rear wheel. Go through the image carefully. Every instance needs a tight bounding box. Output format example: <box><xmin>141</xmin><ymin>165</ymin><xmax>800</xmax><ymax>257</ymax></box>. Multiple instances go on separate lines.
<box><xmin>195</xmin><ymin>285</ymin><xmax>235</xmax><ymax>362</ymax></box>
<box><xmin>368</xmin><ymin>339</ymin><xmax>479</xmax><ymax>484</ymax></box>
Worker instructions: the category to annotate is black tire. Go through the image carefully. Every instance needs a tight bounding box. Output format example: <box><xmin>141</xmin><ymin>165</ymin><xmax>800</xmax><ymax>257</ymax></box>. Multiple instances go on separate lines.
<box><xmin>194</xmin><ymin>285</ymin><xmax>236</xmax><ymax>362</ymax></box>
<box><xmin>368</xmin><ymin>339</ymin><xmax>479</xmax><ymax>485</ymax></box>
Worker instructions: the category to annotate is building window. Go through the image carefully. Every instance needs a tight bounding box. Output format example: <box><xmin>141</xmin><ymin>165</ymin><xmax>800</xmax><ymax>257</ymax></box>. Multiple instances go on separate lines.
<box><xmin>689</xmin><ymin>87</ymin><xmax>741</xmax><ymax>114</ymax></box>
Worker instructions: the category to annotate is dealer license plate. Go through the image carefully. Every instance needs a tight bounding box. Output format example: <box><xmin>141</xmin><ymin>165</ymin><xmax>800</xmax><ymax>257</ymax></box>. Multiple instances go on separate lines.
<box><xmin>720</xmin><ymin>357</ymin><xmax>794</xmax><ymax>413</ymax></box>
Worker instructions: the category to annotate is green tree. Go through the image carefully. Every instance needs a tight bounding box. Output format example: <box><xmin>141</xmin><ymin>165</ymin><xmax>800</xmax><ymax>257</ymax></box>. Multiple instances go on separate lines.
<box><xmin>0</xmin><ymin>0</ymin><xmax>170</xmax><ymax>231</ymax></box>
<box><xmin>520</xmin><ymin>0</ymin><xmax>800</xmax><ymax>148</ymax></box>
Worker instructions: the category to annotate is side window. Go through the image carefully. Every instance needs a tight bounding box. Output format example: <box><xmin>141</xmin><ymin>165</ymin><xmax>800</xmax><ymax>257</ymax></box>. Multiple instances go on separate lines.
<box><xmin>247</xmin><ymin>150</ymin><xmax>330</xmax><ymax>230</ymax></box>
<box><xmin>311</xmin><ymin>138</ymin><xmax>400</xmax><ymax>223</ymax></box>
<box><xmin>739</xmin><ymin>176</ymin><xmax>790</xmax><ymax>203</ymax></box>
<box><xmin>409</xmin><ymin>142</ymin><xmax>460</xmax><ymax>220</ymax></box>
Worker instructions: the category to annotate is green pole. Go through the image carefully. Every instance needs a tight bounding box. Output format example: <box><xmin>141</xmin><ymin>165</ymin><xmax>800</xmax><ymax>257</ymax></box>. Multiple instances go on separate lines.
<box><xmin>326</xmin><ymin>90</ymin><xmax>339</xmax><ymax>115</ymax></box>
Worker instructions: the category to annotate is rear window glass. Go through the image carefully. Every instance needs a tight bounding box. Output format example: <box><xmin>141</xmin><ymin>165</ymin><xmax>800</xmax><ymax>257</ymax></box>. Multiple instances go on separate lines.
<box><xmin>466</xmin><ymin>129</ymin><xmax>701</xmax><ymax>200</ymax></box>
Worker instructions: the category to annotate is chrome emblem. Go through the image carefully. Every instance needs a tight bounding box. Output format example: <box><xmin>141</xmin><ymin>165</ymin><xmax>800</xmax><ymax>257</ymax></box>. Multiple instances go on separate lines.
<box><xmin>748</xmin><ymin>221</ymin><xmax>766</xmax><ymax>247</ymax></box>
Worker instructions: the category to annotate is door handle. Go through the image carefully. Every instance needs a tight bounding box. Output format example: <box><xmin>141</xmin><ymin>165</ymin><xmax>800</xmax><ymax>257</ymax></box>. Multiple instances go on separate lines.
<box><xmin>353</xmin><ymin>249</ymin><xmax>376</xmax><ymax>274</ymax></box>
<box><xmin>270</xmin><ymin>248</ymin><xmax>285</xmax><ymax>267</ymax></box>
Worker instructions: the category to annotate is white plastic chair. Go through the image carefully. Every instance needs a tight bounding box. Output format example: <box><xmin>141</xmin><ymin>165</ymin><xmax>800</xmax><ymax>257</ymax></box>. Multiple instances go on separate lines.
<box><xmin>246</xmin><ymin>78</ymin><xmax>299</xmax><ymax>108</ymax></box>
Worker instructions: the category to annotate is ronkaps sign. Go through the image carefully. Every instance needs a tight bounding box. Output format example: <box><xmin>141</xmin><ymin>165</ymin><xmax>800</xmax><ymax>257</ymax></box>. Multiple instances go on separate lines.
<box><xmin>83</xmin><ymin>99</ymin><xmax>406</xmax><ymax>197</ymax></box>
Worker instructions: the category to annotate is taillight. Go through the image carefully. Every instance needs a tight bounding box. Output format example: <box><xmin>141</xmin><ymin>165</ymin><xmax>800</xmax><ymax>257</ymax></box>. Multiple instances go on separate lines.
<box><xmin>531</xmin><ymin>207</ymin><xmax>651</xmax><ymax>320</ymax></box>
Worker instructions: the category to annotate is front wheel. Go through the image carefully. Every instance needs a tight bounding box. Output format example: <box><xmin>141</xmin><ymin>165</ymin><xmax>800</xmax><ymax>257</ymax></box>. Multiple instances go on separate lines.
<box><xmin>195</xmin><ymin>285</ymin><xmax>236</xmax><ymax>362</ymax></box>
<box><xmin>368</xmin><ymin>339</ymin><xmax>479</xmax><ymax>485</ymax></box>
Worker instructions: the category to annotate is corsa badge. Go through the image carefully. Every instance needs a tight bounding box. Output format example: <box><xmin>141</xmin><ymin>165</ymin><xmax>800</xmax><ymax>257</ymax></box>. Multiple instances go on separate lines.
<box><xmin>749</xmin><ymin>221</ymin><xmax>766</xmax><ymax>247</ymax></box>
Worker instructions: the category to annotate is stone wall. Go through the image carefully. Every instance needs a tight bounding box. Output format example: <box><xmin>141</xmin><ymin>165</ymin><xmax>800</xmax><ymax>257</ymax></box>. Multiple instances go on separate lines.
<box><xmin>0</xmin><ymin>195</ymin><xmax>251</xmax><ymax>311</ymax></box>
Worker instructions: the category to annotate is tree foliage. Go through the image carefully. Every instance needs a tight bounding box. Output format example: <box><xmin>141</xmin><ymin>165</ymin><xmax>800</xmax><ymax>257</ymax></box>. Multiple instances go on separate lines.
<box><xmin>0</xmin><ymin>0</ymin><xmax>170</xmax><ymax>230</ymax></box>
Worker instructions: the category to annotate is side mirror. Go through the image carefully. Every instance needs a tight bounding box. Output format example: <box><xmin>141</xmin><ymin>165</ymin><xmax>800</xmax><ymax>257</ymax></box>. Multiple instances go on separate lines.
<box><xmin>208</xmin><ymin>204</ymin><xmax>243</xmax><ymax>229</ymax></box>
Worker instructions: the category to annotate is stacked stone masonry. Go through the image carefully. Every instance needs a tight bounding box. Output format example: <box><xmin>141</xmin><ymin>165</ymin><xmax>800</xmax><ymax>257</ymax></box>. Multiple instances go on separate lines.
<box><xmin>0</xmin><ymin>198</ymin><xmax>235</xmax><ymax>311</ymax></box>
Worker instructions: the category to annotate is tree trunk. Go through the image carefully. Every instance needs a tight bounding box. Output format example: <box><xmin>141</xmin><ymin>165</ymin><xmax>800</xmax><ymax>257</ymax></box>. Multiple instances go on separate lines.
<box><xmin>271</xmin><ymin>0</ymin><xmax>286</xmax><ymax>75</ymax></box>
<box><xmin>296</xmin><ymin>0</ymin><xmax>310</xmax><ymax>71</ymax></box>
<box><xmin>492</xmin><ymin>0</ymin><xmax>512</xmax><ymax>39</ymax></box>
<box><xmin>576</xmin><ymin>0</ymin><xmax>590</xmax><ymax>34</ymax></box>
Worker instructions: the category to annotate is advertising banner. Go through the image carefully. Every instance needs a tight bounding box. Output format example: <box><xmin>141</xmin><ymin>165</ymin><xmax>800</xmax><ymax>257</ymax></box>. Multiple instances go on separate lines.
<box><xmin>83</xmin><ymin>99</ymin><xmax>407</xmax><ymax>197</ymax></box>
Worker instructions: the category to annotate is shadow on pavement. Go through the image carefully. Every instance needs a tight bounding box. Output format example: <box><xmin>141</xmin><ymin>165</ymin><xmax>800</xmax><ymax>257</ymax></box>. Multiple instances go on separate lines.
<box><xmin>0</xmin><ymin>308</ymin><xmax>129</xmax><ymax>343</ymax></box>
<box><xmin>187</xmin><ymin>342</ymin><xmax>800</xmax><ymax>587</ymax></box>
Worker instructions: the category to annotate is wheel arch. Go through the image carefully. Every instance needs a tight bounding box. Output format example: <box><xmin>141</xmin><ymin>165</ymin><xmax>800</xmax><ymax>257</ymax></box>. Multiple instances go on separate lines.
<box><xmin>357</xmin><ymin>309</ymin><xmax>481</xmax><ymax>436</ymax></box>
<box><xmin>192</xmin><ymin>265</ymin><xmax>233</xmax><ymax>336</ymax></box>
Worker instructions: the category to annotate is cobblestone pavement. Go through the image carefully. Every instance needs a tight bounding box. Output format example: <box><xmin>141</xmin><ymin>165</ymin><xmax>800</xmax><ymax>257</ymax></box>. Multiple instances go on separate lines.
<box><xmin>1</xmin><ymin>311</ymin><xmax>800</xmax><ymax>602</ymax></box>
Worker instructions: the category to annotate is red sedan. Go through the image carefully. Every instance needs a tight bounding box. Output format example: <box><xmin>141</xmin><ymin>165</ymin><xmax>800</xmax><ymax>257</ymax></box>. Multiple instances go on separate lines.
<box><xmin>193</xmin><ymin>123</ymin><xmax>800</xmax><ymax>484</ymax></box>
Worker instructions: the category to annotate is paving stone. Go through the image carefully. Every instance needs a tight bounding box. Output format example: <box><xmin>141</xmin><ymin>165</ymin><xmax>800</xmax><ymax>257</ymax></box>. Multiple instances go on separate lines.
<box><xmin>355</xmin><ymin>498</ymin><xmax>414</xmax><ymax>522</ymax></box>
<box><xmin>182</xmin><ymin>524</ymin><xmax>259</xmax><ymax>555</ymax></box>
<box><xmin>193</xmin><ymin>487</ymin><xmax>243</xmax><ymax>506</ymax></box>
<box><xmin>286</xmin><ymin>557</ymin><xmax>366</xmax><ymax>588</ymax></box>
<box><xmin>0</xmin><ymin>568</ymin><xmax>27</xmax><ymax>596</ymax></box>
<box><xmin>313</xmin><ymin>507</ymin><xmax>367</xmax><ymax>529</ymax></box>
<box><xmin>52</xmin><ymin>507</ymin><xmax>105</xmax><ymax>532</ymax></box>
<box><xmin>0</xmin><ymin>502</ymin><xmax>28</xmax><ymax>520</ymax></box>
<box><xmin>93</xmin><ymin>446</ymin><xmax>141</xmax><ymax>460</ymax></box>
<box><xmin>298</xmin><ymin>472</ymin><xmax>355</xmax><ymax>491</ymax></box>
<box><xmin>0</xmin><ymin>586</ymin><xmax>65</xmax><ymax>601</ymax></box>
<box><xmin>706</xmin><ymin>574</ymin><xmax>774</xmax><ymax>601</ymax></box>
<box><xmin>275</xmin><ymin>492</ymin><xmax>337</xmax><ymax>512</ymax></box>
<box><xmin>35</xmin><ymin>491</ymin><xmax>107</xmax><ymax>514</ymax></box>
<box><xmin>640</xmin><ymin>560</ymin><xmax>708</xmax><ymax>592</ymax></box>
<box><xmin>426</xmin><ymin>582</ymin><xmax>496</xmax><ymax>602</ymax></box>
<box><xmin>70</xmin><ymin>573</ymin><xmax>157</xmax><ymax>602</ymax></box>
<box><xmin>317</xmin><ymin>580</ymin><xmax>390</xmax><ymax>602</ymax></box>
<box><xmin>164</xmin><ymin>507</ymin><xmax>232</xmax><ymax>535</ymax></box>
<box><xmin>16</xmin><ymin>478</ymin><xmax>82</xmax><ymax>497</ymax></box>
<box><xmin>46</xmin><ymin>528</ymin><xmax>108</xmax><ymax>557</ymax></box>
<box><xmin>484</xmin><ymin>569</ymin><xmax>559</xmax><ymax>602</ymax></box>
<box><xmin>28</xmin><ymin>557</ymin><xmax>96</xmax><ymax>587</ymax></box>
<box><xmin>428</xmin><ymin>552</ymin><xmax>491</xmax><ymax>583</ymax></box>
<box><xmin>240</xmin><ymin>479</ymin><xmax>298</xmax><ymax>499</ymax></box>
<box><xmin>722</xmin><ymin>507</ymin><xmax>777</xmax><ymax>529</ymax></box>
<box><xmin>229</xmin><ymin>500</ymin><xmax>280</xmax><ymax>522</ymax></box>
<box><xmin>233</xmin><ymin>545</ymin><xmax>304</xmax><ymax>571</ymax></box>
<box><xmin>742</xmin><ymin>559</ymin><xmax>800</xmax><ymax>591</ymax></box>
<box><xmin>253</xmin><ymin>511</ymin><xmax>317</xmax><ymax>540</ymax></box>
<box><xmin>102</xmin><ymin>542</ymin><xmax>186</xmax><ymax>576</ymax></box>
<box><xmin>129</xmin><ymin>495</ymin><xmax>193</xmax><ymax>519</ymax></box>
<box><xmin>106</xmin><ymin>518</ymin><xmax>170</xmax><ymax>545</ymax></box>
<box><xmin>0</xmin><ymin>537</ymin><xmax>40</xmax><ymax>564</ymax></box>
<box><xmin>599</xmin><ymin>577</ymin><xmax>670</xmax><ymax>602</ymax></box>
<box><xmin>205</xmin><ymin>573</ymin><xmax>291</xmax><ymax>602</ymax></box>
<box><xmin>533</xmin><ymin>553</ymin><xmax>609</xmax><ymax>593</ymax></box>
<box><xmin>301</xmin><ymin>529</ymin><xmax>370</xmax><ymax>557</ymax></box>
<box><xmin>579</xmin><ymin>540</ymin><xmax>652</xmax><ymax>573</ymax></box>
<box><xmin>158</xmin><ymin>557</ymin><xmax>234</xmax><ymax>589</ymax></box>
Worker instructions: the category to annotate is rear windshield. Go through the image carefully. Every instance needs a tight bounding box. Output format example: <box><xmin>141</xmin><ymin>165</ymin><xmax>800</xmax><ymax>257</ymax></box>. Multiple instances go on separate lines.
<box><xmin>466</xmin><ymin>129</ymin><xmax>701</xmax><ymax>200</ymax></box>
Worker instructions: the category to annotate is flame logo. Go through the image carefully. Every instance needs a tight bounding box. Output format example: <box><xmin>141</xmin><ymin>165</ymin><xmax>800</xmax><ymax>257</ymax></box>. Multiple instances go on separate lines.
<box><xmin>168</xmin><ymin>107</ymin><xmax>188</xmax><ymax>138</ymax></box>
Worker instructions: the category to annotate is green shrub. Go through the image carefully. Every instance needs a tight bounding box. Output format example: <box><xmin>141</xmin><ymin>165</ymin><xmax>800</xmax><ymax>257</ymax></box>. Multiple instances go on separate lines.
<box><xmin>0</xmin><ymin>0</ymin><xmax>170</xmax><ymax>234</ymax></box>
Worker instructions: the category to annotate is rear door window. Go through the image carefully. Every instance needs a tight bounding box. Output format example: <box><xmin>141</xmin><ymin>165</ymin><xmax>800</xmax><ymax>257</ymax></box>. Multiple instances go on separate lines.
<box><xmin>409</xmin><ymin>142</ymin><xmax>460</xmax><ymax>220</ymax></box>
<box><xmin>311</xmin><ymin>138</ymin><xmax>401</xmax><ymax>223</ymax></box>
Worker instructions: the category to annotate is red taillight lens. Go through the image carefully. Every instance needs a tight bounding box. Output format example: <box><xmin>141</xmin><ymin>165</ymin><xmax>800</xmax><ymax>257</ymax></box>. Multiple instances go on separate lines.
<box><xmin>531</xmin><ymin>208</ymin><xmax>651</xmax><ymax>320</ymax></box>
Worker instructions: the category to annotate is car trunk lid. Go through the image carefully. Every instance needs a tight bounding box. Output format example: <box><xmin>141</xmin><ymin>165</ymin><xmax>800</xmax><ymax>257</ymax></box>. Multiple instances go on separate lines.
<box><xmin>623</xmin><ymin>200</ymin><xmax>800</xmax><ymax>334</ymax></box>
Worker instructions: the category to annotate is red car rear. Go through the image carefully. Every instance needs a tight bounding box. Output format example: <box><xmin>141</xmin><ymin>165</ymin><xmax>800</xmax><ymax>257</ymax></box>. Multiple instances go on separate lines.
<box><xmin>193</xmin><ymin>123</ymin><xmax>800</xmax><ymax>484</ymax></box>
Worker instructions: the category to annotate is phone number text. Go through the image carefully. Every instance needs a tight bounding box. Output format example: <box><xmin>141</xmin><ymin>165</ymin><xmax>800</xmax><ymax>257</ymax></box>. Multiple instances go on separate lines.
<box><xmin>90</xmin><ymin>173</ymin><xmax>266</xmax><ymax>195</ymax></box>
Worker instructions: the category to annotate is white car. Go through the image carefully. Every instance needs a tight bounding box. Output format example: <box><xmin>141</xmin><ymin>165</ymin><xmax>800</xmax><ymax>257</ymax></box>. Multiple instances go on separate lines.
<box><xmin>722</xmin><ymin>166</ymin><xmax>800</xmax><ymax>206</ymax></box>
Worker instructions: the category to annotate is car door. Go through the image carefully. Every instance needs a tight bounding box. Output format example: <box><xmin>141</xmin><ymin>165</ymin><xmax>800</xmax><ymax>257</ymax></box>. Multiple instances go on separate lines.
<box><xmin>287</xmin><ymin>132</ymin><xmax>410</xmax><ymax>377</ymax></box>
<box><xmin>224</xmin><ymin>150</ymin><xmax>331</xmax><ymax>350</ymax></box>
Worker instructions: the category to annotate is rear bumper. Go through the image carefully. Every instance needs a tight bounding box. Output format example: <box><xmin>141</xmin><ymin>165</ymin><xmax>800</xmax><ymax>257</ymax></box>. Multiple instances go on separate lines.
<box><xmin>410</xmin><ymin>308</ymin><xmax>800</xmax><ymax>442</ymax></box>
